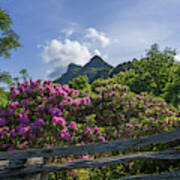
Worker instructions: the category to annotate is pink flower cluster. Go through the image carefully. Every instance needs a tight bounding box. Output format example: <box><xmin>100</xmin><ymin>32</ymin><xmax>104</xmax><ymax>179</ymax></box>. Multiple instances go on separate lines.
<box><xmin>0</xmin><ymin>80</ymin><xmax>93</xmax><ymax>151</ymax></box>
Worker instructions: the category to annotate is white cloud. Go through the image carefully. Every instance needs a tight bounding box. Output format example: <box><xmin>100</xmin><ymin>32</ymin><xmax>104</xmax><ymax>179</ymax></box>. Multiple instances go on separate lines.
<box><xmin>41</xmin><ymin>39</ymin><xmax>92</xmax><ymax>79</ymax></box>
<box><xmin>85</xmin><ymin>28</ymin><xmax>110</xmax><ymax>47</ymax></box>
<box><xmin>175</xmin><ymin>55</ymin><xmax>180</xmax><ymax>62</ymax></box>
<box><xmin>94</xmin><ymin>49</ymin><xmax>101</xmax><ymax>56</ymax></box>
<box><xmin>40</xmin><ymin>27</ymin><xmax>113</xmax><ymax>79</ymax></box>
<box><xmin>93</xmin><ymin>49</ymin><xmax>108</xmax><ymax>60</ymax></box>
<box><xmin>61</xmin><ymin>29</ymin><xmax>73</xmax><ymax>37</ymax></box>
<box><xmin>42</xmin><ymin>39</ymin><xmax>92</xmax><ymax>66</ymax></box>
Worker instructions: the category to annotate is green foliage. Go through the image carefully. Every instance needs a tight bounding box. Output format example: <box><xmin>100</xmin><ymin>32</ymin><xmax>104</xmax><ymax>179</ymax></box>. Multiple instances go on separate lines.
<box><xmin>0</xmin><ymin>9</ymin><xmax>21</xmax><ymax>58</ymax></box>
<box><xmin>63</xmin><ymin>83</ymin><xmax>180</xmax><ymax>179</ymax></box>
<box><xmin>114</xmin><ymin>69</ymin><xmax>156</xmax><ymax>95</ymax></box>
<box><xmin>55</xmin><ymin>43</ymin><xmax>180</xmax><ymax>106</ymax></box>
<box><xmin>0</xmin><ymin>91</ymin><xmax>8</xmax><ymax>107</ymax></box>
<box><xmin>162</xmin><ymin>64</ymin><xmax>180</xmax><ymax>107</ymax></box>
<box><xmin>0</xmin><ymin>80</ymin><xmax>180</xmax><ymax>179</ymax></box>
<box><xmin>91</xmin><ymin>78</ymin><xmax>115</xmax><ymax>93</ymax></box>
<box><xmin>19</xmin><ymin>68</ymin><xmax>31</xmax><ymax>81</ymax></box>
<box><xmin>110</xmin><ymin>60</ymin><xmax>133</xmax><ymax>77</ymax></box>
<box><xmin>113</xmin><ymin>43</ymin><xmax>180</xmax><ymax>106</ymax></box>
<box><xmin>69</xmin><ymin>75</ymin><xmax>90</xmax><ymax>91</ymax></box>
<box><xmin>0</xmin><ymin>68</ymin><xmax>30</xmax><ymax>91</ymax></box>
<box><xmin>0</xmin><ymin>71</ymin><xmax>13</xmax><ymax>88</ymax></box>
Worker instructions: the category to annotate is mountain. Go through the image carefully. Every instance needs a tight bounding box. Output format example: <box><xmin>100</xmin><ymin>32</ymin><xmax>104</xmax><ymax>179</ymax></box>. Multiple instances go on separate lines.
<box><xmin>77</xmin><ymin>55</ymin><xmax>113</xmax><ymax>83</ymax></box>
<box><xmin>109</xmin><ymin>61</ymin><xmax>133</xmax><ymax>77</ymax></box>
<box><xmin>53</xmin><ymin>56</ymin><xmax>136</xmax><ymax>84</ymax></box>
<box><xmin>54</xmin><ymin>55</ymin><xmax>113</xmax><ymax>84</ymax></box>
<box><xmin>54</xmin><ymin>63</ymin><xmax>82</xmax><ymax>84</ymax></box>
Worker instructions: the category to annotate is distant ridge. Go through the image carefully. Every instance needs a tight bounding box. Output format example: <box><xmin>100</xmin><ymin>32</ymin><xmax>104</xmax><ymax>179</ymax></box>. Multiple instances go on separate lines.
<box><xmin>54</xmin><ymin>63</ymin><xmax>82</xmax><ymax>84</ymax></box>
<box><xmin>54</xmin><ymin>55</ymin><xmax>134</xmax><ymax>84</ymax></box>
<box><xmin>54</xmin><ymin>55</ymin><xmax>113</xmax><ymax>84</ymax></box>
<box><xmin>82</xmin><ymin>55</ymin><xmax>113</xmax><ymax>69</ymax></box>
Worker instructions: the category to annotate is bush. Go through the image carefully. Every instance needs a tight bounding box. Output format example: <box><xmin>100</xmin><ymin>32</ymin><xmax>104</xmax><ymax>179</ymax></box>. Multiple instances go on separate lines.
<box><xmin>0</xmin><ymin>80</ymin><xmax>179</xmax><ymax>179</ymax></box>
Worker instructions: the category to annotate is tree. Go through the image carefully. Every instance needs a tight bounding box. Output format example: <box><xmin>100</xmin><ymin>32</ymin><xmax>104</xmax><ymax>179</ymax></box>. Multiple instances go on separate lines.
<box><xmin>0</xmin><ymin>8</ymin><xmax>21</xmax><ymax>58</ymax></box>
<box><xmin>162</xmin><ymin>64</ymin><xmax>180</xmax><ymax>107</ymax></box>
<box><xmin>91</xmin><ymin>78</ymin><xmax>115</xmax><ymax>93</ymax></box>
<box><xmin>69</xmin><ymin>75</ymin><xmax>90</xmax><ymax>91</ymax></box>
<box><xmin>114</xmin><ymin>43</ymin><xmax>177</xmax><ymax>96</ymax></box>
<box><xmin>0</xmin><ymin>69</ymin><xmax>30</xmax><ymax>91</ymax></box>
<box><xmin>19</xmin><ymin>68</ymin><xmax>30</xmax><ymax>81</ymax></box>
<box><xmin>0</xmin><ymin>71</ymin><xmax>13</xmax><ymax>91</ymax></box>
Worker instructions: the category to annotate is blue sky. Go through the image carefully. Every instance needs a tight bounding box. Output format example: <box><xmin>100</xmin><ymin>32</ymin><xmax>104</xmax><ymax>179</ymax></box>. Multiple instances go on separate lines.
<box><xmin>1</xmin><ymin>0</ymin><xmax>180</xmax><ymax>80</ymax></box>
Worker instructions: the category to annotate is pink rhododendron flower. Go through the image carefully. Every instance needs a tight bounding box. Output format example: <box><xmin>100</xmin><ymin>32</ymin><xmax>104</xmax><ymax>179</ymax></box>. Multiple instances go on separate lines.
<box><xmin>8</xmin><ymin>102</ymin><xmax>19</xmax><ymax>108</ymax></box>
<box><xmin>167</xmin><ymin>110</ymin><xmax>173</xmax><ymax>114</ymax></box>
<box><xmin>158</xmin><ymin>102</ymin><xmax>163</xmax><ymax>107</ymax></box>
<box><xmin>8</xmin><ymin>146</ymin><xmax>15</xmax><ymax>151</ymax></box>
<box><xmin>21</xmin><ymin>99</ymin><xmax>27</xmax><ymax>106</ymax></box>
<box><xmin>135</xmin><ymin>124</ymin><xmax>140</xmax><ymax>129</ymax></box>
<box><xmin>135</xmin><ymin>94</ymin><xmax>141</xmax><ymax>99</ymax></box>
<box><xmin>145</xmin><ymin>111</ymin><xmax>150</xmax><ymax>115</ymax></box>
<box><xmin>119</xmin><ymin>114</ymin><xmax>125</xmax><ymax>118</ymax></box>
<box><xmin>73</xmin><ymin>169</ymin><xmax>78</xmax><ymax>175</ymax></box>
<box><xmin>46</xmin><ymin>85</ymin><xmax>55</xmax><ymax>94</ymax></box>
<box><xmin>84</xmin><ymin>127</ymin><xmax>92</xmax><ymax>135</ymax></box>
<box><xmin>50</xmin><ymin>108</ymin><xmax>62</xmax><ymax>117</ymax></box>
<box><xmin>98</xmin><ymin>95</ymin><xmax>102</xmax><ymax>100</ymax></box>
<box><xmin>113</xmin><ymin>84</ymin><xmax>120</xmax><ymax>88</ymax></box>
<box><xmin>150</xmin><ymin>117</ymin><xmax>155</xmax><ymax>121</ymax></box>
<box><xmin>149</xmin><ymin>103</ymin><xmax>154</xmax><ymax>107</ymax></box>
<box><xmin>98</xmin><ymin>136</ymin><xmax>106</xmax><ymax>142</ymax></box>
<box><xmin>72</xmin><ymin>90</ymin><xmax>79</xmax><ymax>96</ymax></box>
<box><xmin>126</xmin><ymin>123</ymin><xmax>133</xmax><ymax>128</ymax></box>
<box><xmin>59</xmin><ymin>130</ymin><xmax>66</xmax><ymax>139</ymax></box>
<box><xmin>10</xmin><ymin>129</ymin><xmax>16</xmax><ymax>137</ymax></box>
<box><xmin>143</xmin><ymin>125</ymin><xmax>149</xmax><ymax>131</ymax></box>
<box><xmin>73</xmin><ymin>99</ymin><xmax>81</xmax><ymax>106</ymax></box>
<box><xmin>17</xmin><ymin>126</ymin><xmax>25</xmax><ymax>135</ymax></box>
<box><xmin>106</xmin><ymin>85</ymin><xmax>111</xmax><ymax>89</ymax></box>
<box><xmin>0</xmin><ymin>127</ymin><xmax>9</xmax><ymax>136</ymax></box>
<box><xmin>52</xmin><ymin>116</ymin><xmax>66</xmax><ymax>126</ymax></box>
<box><xmin>18</xmin><ymin>85</ymin><xmax>25</xmax><ymax>92</ymax></box>
<box><xmin>36</xmin><ymin>119</ymin><xmax>44</xmax><ymax>126</ymax></box>
<box><xmin>25</xmin><ymin>87</ymin><xmax>32</xmax><ymax>94</ymax></box>
<box><xmin>69</xmin><ymin>121</ymin><xmax>78</xmax><ymax>130</ymax></box>
<box><xmin>19</xmin><ymin>116</ymin><xmax>29</xmax><ymax>124</ymax></box>
<box><xmin>59</xmin><ymin>130</ymin><xmax>70</xmax><ymax>140</ymax></box>
<box><xmin>69</xmin><ymin>131</ymin><xmax>75</xmax><ymax>137</ymax></box>
<box><xmin>113</xmin><ymin>130</ymin><xmax>118</xmax><ymax>135</ymax></box>
<box><xmin>30</xmin><ymin>79</ymin><xmax>36</xmax><ymax>86</ymax></box>
<box><xmin>59</xmin><ymin>91</ymin><xmax>68</xmax><ymax>98</ymax></box>
<box><xmin>81</xmin><ymin>156</ymin><xmax>89</xmax><ymax>160</ymax></box>
<box><xmin>49</xmin><ymin>96</ymin><xmax>56</xmax><ymax>103</ymax></box>
<box><xmin>28</xmin><ymin>134</ymin><xmax>36</xmax><ymax>140</ymax></box>
<box><xmin>129</xmin><ymin>101</ymin><xmax>134</xmax><ymax>105</ymax></box>
<box><xmin>17</xmin><ymin>145</ymin><xmax>23</xmax><ymax>149</ymax></box>
<box><xmin>38</xmin><ymin>105</ymin><xmax>44</xmax><ymax>111</ymax></box>
<box><xmin>12</xmin><ymin>89</ymin><xmax>20</xmax><ymax>96</ymax></box>
<box><xmin>0</xmin><ymin>110</ymin><xmax>6</xmax><ymax>116</ymax></box>
<box><xmin>94</xmin><ymin>126</ymin><xmax>99</xmax><ymax>133</ymax></box>
<box><xmin>0</xmin><ymin>118</ymin><xmax>6</xmax><ymax>126</ymax></box>
<box><xmin>10</xmin><ymin>85</ymin><xmax>16</xmax><ymax>91</ymax></box>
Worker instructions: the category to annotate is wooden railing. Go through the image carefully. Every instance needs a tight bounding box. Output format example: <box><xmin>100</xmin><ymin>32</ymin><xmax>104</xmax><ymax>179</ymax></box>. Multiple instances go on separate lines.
<box><xmin>0</xmin><ymin>129</ymin><xmax>180</xmax><ymax>180</ymax></box>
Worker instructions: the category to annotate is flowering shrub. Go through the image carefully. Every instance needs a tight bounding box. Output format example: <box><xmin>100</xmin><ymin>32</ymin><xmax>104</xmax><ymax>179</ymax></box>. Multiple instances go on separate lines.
<box><xmin>64</xmin><ymin>83</ymin><xmax>180</xmax><ymax>179</ymax></box>
<box><xmin>0</xmin><ymin>80</ymin><xmax>179</xmax><ymax>179</ymax></box>
<box><xmin>0</xmin><ymin>80</ymin><xmax>101</xmax><ymax>151</ymax></box>
<box><xmin>91</xmin><ymin>84</ymin><xmax>179</xmax><ymax>135</ymax></box>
